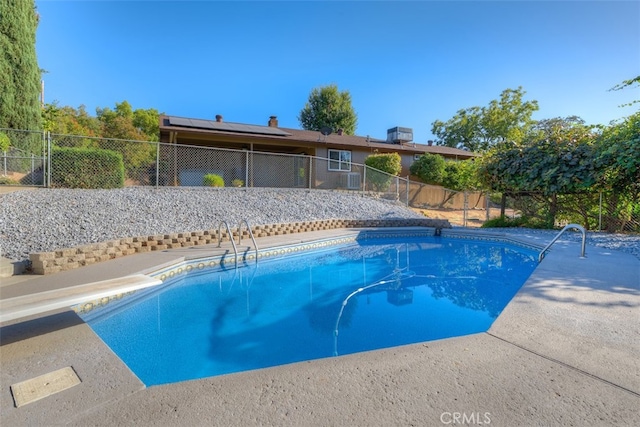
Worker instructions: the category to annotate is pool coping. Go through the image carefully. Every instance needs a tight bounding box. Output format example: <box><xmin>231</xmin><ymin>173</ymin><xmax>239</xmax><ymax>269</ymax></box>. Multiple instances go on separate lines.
<box><xmin>1</xmin><ymin>227</ymin><xmax>639</xmax><ymax>425</ymax></box>
<box><xmin>2</xmin><ymin>227</ymin><xmax>545</xmax><ymax>323</ymax></box>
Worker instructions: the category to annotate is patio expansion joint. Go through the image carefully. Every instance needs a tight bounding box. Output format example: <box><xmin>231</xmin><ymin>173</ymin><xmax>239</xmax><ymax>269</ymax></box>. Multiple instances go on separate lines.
<box><xmin>485</xmin><ymin>332</ymin><xmax>640</xmax><ymax>398</ymax></box>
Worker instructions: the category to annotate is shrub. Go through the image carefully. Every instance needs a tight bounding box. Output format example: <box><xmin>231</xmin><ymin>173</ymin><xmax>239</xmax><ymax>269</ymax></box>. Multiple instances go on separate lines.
<box><xmin>365</xmin><ymin>152</ymin><xmax>401</xmax><ymax>191</ymax></box>
<box><xmin>410</xmin><ymin>153</ymin><xmax>446</xmax><ymax>184</ymax></box>
<box><xmin>231</xmin><ymin>179</ymin><xmax>244</xmax><ymax>187</ymax></box>
<box><xmin>365</xmin><ymin>152</ymin><xmax>402</xmax><ymax>176</ymax></box>
<box><xmin>0</xmin><ymin>176</ymin><xmax>19</xmax><ymax>185</ymax></box>
<box><xmin>203</xmin><ymin>173</ymin><xmax>225</xmax><ymax>187</ymax></box>
<box><xmin>481</xmin><ymin>215</ymin><xmax>548</xmax><ymax>229</ymax></box>
<box><xmin>51</xmin><ymin>147</ymin><xmax>124</xmax><ymax>188</ymax></box>
<box><xmin>0</xmin><ymin>132</ymin><xmax>10</xmax><ymax>152</ymax></box>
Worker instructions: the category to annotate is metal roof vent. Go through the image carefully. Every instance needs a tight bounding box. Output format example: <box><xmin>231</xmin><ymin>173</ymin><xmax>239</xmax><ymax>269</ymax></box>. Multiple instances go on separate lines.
<box><xmin>387</xmin><ymin>127</ymin><xmax>413</xmax><ymax>144</ymax></box>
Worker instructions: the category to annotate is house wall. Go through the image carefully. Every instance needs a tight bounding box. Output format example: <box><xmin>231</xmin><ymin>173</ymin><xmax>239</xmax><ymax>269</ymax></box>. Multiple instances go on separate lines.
<box><xmin>159</xmin><ymin>143</ymin><xmax>314</xmax><ymax>188</ymax></box>
<box><xmin>399</xmin><ymin>153</ymin><xmax>415</xmax><ymax>177</ymax></box>
<box><xmin>318</xmin><ymin>146</ymin><xmax>415</xmax><ymax>177</ymax></box>
<box><xmin>159</xmin><ymin>136</ymin><xmax>442</xmax><ymax>189</ymax></box>
<box><xmin>159</xmin><ymin>143</ymin><xmax>247</xmax><ymax>186</ymax></box>
<box><xmin>250</xmin><ymin>152</ymin><xmax>308</xmax><ymax>188</ymax></box>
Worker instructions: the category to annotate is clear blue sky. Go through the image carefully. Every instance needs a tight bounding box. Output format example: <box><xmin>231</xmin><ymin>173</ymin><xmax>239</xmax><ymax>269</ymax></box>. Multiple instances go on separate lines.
<box><xmin>36</xmin><ymin>1</ymin><xmax>639</xmax><ymax>143</ymax></box>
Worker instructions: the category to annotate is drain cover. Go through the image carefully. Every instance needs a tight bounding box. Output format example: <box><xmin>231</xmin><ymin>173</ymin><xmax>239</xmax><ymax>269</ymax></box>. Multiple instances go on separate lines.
<box><xmin>11</xmin><ymin>366</ymin><xmax>81</xmax><ymax>407</ymax></box>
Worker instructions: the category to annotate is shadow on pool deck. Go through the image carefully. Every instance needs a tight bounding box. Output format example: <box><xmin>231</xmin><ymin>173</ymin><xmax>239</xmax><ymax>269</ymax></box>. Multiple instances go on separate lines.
<box><xmin>1</xmin><ymin>228</ymin><xmax>639</xmax><ymax>426</ymax></box>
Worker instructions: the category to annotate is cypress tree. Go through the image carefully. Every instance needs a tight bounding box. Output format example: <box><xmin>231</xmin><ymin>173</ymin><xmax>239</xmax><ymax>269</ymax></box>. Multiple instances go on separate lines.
<box><xmin>0</xmin><ymin>0</ymin><xmax>42</xmax><ymax>151</ymax></box>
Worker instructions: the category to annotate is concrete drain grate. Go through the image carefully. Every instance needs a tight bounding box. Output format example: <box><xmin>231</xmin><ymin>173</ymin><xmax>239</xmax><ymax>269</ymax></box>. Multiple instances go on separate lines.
<box><xmin>10</xmin><ymin>366</ymin><xmax>81</xmax><ymax>407</ymax></box>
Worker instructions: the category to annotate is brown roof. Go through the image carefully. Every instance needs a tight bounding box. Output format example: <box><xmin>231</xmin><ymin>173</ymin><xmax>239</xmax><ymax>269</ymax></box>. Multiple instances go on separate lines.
<box><xmin>280</xmin><ymin>127</ymin><xmax>479</xmax><ymax>158</ymax></box>
<box><xmin>160</xmin><ymin>115</ymin><xmax>479</xmax><ymax>159</ymax></box>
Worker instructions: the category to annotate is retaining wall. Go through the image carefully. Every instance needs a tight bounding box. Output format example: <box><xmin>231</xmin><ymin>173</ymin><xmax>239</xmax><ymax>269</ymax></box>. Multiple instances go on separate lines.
<box><xmin>28</xmin><ymin>218</ymin><xmax>450</xmax><ymax>275</ymax></box>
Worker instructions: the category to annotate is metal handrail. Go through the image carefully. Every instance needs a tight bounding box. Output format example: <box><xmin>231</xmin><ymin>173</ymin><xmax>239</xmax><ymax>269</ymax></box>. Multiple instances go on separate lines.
<box><xmin>217</xmin><ymin>221</ymin><xmax>239</xmax><ymax>268</ymax></box>
<box><xmin>538</xmin><ymin>223</ymin><xmax>587</xmax><ymax>262</ymax></box>
<box><xmin>238</xmin><ymin>219</ymin><xmax>259</xmax><ymax>262</ymax></box>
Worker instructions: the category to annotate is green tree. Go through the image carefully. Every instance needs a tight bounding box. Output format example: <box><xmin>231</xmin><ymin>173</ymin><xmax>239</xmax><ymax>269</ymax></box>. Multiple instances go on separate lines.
<box><xmin>597</xmin><ymin>111</ymin><xmax>640</xmax><ymax>195</ymax></box>
<box><xmin>441</xmin><ymin>160</ymin><xmax>481</xmax><ymax>192</ymax></box>
<box><xmin>479</xmin><ymin>117</ymin><xmax>600</xmax><ymax>195</ymax></box>
<box><xmin>411</xmin><ymin>154</ymin><xmax>481</xmax><ymax>207</ymax></box>
<box><xmin>42</xmin><ymin>103</ymin><xmax>101</xmax><ymax>139</ymax></box>
<box><xmin>42</xmin><ymin>100</ymin><xmax>161</xmax><ymax>185</ymax></box>
<box><xmin>0</xmin><ymin>0</ymin><xmax>42</xmax><ymax>150</ymax></box>
<box><xmin>593</xmin><ymin>111</ymin><xmax>640</xmax><ymax>231</ymax></box>
<box><xmin>298</xmin><ymin>84</ymin><xmax>357</xmax><ymax>135</ymax></box>
<box><xmin>478</xmin><ymin>116</ymin><xmax>601</xmax><ymax>227</ymax></box>
<box><xmin>431</xmin><ymin>87</ymin><xmax>538</xmax><ymax>152</ymax></box>
<box><xmin>97</xmin><ymin>101</ymin><xmax>143</xmax><ymax>140</ymax></box>
<box><xmin>410</xmin><ymin>153</ymin><xmax>446</xmax><ymax>184</ymax></box>
<box><xmin>96</xmin><ymin>100</ymin><xmax>160</xmax><ymax>141</ymax></box>
<box><xmin>609</xmin><ymin>75</ymin><xmax>639</xmax><ymax>108</ymax></box>
<box><xmin>95</xmin><ymin>101</ymin><xmax>158</xmax><ymax>181</ymax></box>
<box><xmin>133</xmin><ymin>107</ymin><xmax>161</xmax><ymax>141</ymax></box>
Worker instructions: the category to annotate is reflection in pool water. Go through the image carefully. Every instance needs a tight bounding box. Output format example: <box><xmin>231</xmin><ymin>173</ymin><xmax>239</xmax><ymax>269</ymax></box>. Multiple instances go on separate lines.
<box><xmin>81</xmin><ymin>236</ymin><xmax>537</xmax><ymax>386</ymax></box>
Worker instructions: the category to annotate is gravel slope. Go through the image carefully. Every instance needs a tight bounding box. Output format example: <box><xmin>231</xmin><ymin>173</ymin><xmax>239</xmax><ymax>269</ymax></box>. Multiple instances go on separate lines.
<box><xmin>0</xmin><ymin>188</ymin><xmax>423</xmax><ymax>262</ymax></box>
<box><xmin>1</xmin><ymin>187</ymin><xmax>638</xmax><ymax>262</ymax></box>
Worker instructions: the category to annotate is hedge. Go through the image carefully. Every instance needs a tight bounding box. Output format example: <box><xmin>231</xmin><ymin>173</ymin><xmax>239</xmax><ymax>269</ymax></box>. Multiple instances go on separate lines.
<box><xmin>365</xmin><ymin>152</ymin><xmax>401</xmax><ymax>191</ymax></box>
<box><xmin>51</xmin><ymin>147</ymin><xmax>125</xmax><ymax>188</ymax></box>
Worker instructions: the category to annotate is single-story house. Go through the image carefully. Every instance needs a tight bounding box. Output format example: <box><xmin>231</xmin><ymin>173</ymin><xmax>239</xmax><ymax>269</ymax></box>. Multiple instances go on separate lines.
<box><xmin>158</xmin><ymin>114</ymin><xmax>478</xmax><ymax>188</ymax></box>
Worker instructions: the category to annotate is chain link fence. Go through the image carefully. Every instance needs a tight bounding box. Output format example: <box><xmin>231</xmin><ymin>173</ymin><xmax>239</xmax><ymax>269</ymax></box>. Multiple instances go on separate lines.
<box><xmin>502</xmin><ymin>191</ymin><xmax>640</xmax><ymax>233</ymax></box>
<box><xmin>0</xmin><ymin>129</ymin><xmax>46</xmax><ymax>186</ymax></box>
<box><xmin>2</xmin><ymin>129</ymin><xmax>638</xmax><ymax>231</ymax></box>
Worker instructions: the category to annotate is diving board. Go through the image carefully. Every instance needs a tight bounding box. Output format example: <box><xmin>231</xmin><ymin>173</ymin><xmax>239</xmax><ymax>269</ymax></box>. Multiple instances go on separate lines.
<box><xmin>0</xmin><ymin>274</ymin><xmax>162</xmax><ymax>323</ymax></box>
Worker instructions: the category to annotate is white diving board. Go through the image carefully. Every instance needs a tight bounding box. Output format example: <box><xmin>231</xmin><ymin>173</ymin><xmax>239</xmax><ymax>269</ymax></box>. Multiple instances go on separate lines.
<box><xmin>0</xmin><ymin>274</ymin><xmax>162</xmax><ymax>323</ymax></box>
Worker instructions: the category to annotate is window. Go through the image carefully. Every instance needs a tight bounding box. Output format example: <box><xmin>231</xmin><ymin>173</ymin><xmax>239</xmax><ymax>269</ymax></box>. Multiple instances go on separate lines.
<box><xmin>328</xmin><ymin>149</ymin><xmax>351</xmax><ymax>171</ymax></box>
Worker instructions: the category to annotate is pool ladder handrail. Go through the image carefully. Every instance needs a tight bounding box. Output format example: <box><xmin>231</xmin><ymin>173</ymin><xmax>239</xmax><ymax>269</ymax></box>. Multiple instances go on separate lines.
<box><xmin>217</xmin><ymin>221</ymin><xmax>239</xmax><ymax>268</ymax></box>
<box><xmin>538</xmin><ymin>223</ymin><xmax>586</xmax><ymax>263</ymax></box>
<box><xmin>237</xmin><ymin>219</ymin><xmax>259</xmax><ymax>263</ymax></box>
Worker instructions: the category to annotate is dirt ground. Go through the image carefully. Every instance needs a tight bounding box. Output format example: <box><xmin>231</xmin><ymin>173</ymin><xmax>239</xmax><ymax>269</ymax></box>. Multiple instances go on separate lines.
<box><xmin>411</xmin><ymin>207</ymin><xmax>512</xmax><ymax>227</ymax></box>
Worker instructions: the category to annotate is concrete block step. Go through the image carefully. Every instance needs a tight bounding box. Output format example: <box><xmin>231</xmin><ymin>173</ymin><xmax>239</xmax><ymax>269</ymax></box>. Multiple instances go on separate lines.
<box><xmin>0</xmin><ymin>257</ymin><xmax>27</xmax><ymax>278</ymax></box>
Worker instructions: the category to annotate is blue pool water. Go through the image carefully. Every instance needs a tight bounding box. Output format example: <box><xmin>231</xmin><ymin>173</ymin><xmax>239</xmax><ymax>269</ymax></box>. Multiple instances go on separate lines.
<box><xmin>80</xmin><ymin>236</ymin><xmax>537</xmax><ymax>386</ymax></box>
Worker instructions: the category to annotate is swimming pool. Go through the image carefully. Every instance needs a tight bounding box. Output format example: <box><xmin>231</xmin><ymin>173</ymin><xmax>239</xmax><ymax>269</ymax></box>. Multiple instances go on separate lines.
<box><xmin>79</xmin><ymin>233</ymin><xmax>538</xmax><ymax>386</ymax></box>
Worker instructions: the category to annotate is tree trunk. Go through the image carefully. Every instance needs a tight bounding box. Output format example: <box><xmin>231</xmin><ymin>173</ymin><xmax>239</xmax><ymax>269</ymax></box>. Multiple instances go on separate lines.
<box><xmin>548</xmin><ymin>193</ymin><xmax>558</xmax><ymax>228</ymax></box>
<box><xmin>500</xmin><ymin>193</ymin><xmax>507</xmax><ymax>217</ymax></box>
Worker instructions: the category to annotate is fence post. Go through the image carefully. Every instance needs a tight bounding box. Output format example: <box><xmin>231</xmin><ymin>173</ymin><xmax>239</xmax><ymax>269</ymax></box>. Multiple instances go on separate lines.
<box><xmin>485</xmin><ymin>192</ymin><xmax>490</xmax><ymax>222</ymax></box>
<box><xmin>463</xmin><ymin>191</ymin><xmax>469</xmax><ymax>227</ymax></box>
<box><xmin>405</xmin><ymin>176</ymin><xmax>409</xmax><ymax>207</ymax></box>
<box><xmin>599</xmin><ymin>191</ymin><xmax>603</xmax><ymax>232</ymax></box>
<box><xmin>363</xmin><ymin>166</ymin><xmax>367</xmax><ymax>193</ymax></box>
<box><xmin>47</xmin><ymin>132</ymin><xmax>52</xmax><ymax>188</ymax></box>
<box><xmin>245</xmin><ymin>150</ymin><xmax>249</xmax><ymax>188</ymax></box>
<box><xmin>41</xmin><ymin>130</ymin><xmax>46</xmax><ymax>187</ymax></box>
<box><xmin>308</xmin><ymin>156</ymin><xmax>313</xmax><ymax>189</ymax></box>
<box><xmin>396</xmin><ymin>176</ymin><xmax>400</xmax><ymax>201</ymax></box>
<box><xmin>249</xmin><ymin>150</ymin><xmax>254</xmax><ymax>188</ymax></box>
<box><xmin>155</xmin><ymin>142</ymin><xmax>160</xmax><ymax>189</ymax></box>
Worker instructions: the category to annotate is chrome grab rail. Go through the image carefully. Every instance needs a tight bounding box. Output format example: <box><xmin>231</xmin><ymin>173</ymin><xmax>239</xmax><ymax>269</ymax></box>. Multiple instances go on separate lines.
<box><xmin>538</xmin><ymin>223</ymin><xmax>586</xmax><ymax>262</ymax></box>
<box><xmin>238</xmin><ymin>219</ymin><xmax>259</xmax><ymax>262</ymax></box>
<box><xmin>217</xmin><ymin>221</ymin><xmax>239</xmax><ymax>268</ymax></box>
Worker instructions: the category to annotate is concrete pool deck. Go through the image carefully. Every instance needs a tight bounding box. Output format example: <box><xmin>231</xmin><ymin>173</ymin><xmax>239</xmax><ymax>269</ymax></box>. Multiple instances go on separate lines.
<box><xmin>1</xmin><ymin>228</ymin><xmax>639</xmax><ymax>426</ymax></box>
